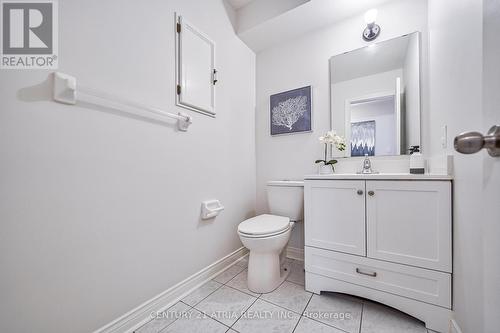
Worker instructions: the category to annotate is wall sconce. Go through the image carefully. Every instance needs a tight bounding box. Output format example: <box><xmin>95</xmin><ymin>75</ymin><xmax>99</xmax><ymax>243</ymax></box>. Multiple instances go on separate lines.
<box><xmin>363</xmin><ymin>9</ymin><xmax>380</xmax><ymax>41</ymax></box>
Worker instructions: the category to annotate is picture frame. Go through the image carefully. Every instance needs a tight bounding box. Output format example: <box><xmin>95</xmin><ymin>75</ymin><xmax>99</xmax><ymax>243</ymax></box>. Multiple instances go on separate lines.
<box><xmin>270</xmin><ymin>86</ymin><xmax>312</xmax><ymax>136</ymax></box>
<box><xmin>350</xmin><ymin>120</ymin><xmax>376</xmax><ymax>156</ymax></box>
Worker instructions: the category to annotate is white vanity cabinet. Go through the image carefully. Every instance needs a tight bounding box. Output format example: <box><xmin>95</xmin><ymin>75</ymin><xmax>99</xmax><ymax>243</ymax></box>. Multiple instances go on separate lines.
<box><xmin>304</xmin><ymin>175</ymin><xmax>453</xmax><ymax>333</ymax></box>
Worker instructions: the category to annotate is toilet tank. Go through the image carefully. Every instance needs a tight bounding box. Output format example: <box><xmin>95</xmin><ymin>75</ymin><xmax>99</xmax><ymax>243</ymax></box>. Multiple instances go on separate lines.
<box><xmin>266</xmin><ymin>180</ymin><xmax>304</xmax><ymax>221</ymax></box>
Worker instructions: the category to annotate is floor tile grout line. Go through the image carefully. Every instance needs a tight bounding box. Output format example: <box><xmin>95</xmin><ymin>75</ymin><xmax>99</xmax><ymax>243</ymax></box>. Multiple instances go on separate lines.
<box><xmin>225</xmin><ymin>270</ymin><xmax>302</xmax><ymax>332</ymax></box>
<box><xmin>187</xmin><ymin>268</ymin><xmax>257</xmax><ymax>330</ymax></box>
<box><xmin>159</xmin><ymin>265</ymin><xmax>426</xmax><ymax>333</ymax></box>
<box><xmin>223</xmin><ymin>283</ymin><xmax>261</xmax><ymax>298</ymax></box>
<box><xmin>257</xmin><ymin>298</ymin><xmax>303</xmax><ymax>316</ymax></box>
<box><xmin>301</xmin><ymin>293</ymin><xmax>314</xmax><ymax>316</ymax></box>
<box><xmin>198</xmin><ymin>310</ymin><xmax>234</xmax><ymax>331</ymax></box>
<box><xmin>180</xmin><ymin>300</ymin><xmax>195</xmax><ymax>310</ymax></box>
<box><xmin>190</xmin><ymin>271</ymin><xmax>258</xmax><ymax>332</ymax></box>
<box><xmin>227</xmin><ymin>294</ymin><xmax>260</xmax><ymax>332</ymax></box>
<box><xmin>284</xmin><ymin>278</ymin><xmax>305</xmax><ymax>288</ymax></box>
<box><xmin>182</xmin><ymin>266</ymin><xmax>357</xmax><ymax>333</ymax></box>
<box><xmin>258</xmin><ymin>294</ymin><xmax>312</xmax><ymax>316</ymax></box>
<box><xmin>186</xmin><ymin>280</ymin><xmax>224</xmax><ymax>308</ymax></box>
<box><xmin>301</xmin><ymin>295</ymin><xmax>352</xmax><ymax>333</ymax></box>
<box><xmin>219</xmin><ymin>267</ymin><xmax>307</xmax><ymax>315</ymax></box>
<box><xmin>189</xmin><ymin>300</ymin><xmax>239</xmax><ymax>331</ymax></box>
<box><xmin>156</xmin><ymin>301</ymin><xmax>193</xmax><ymax>333</ymax></box>
<box><xmin>358</xmin><ymin>302</ymin><xmax>364</xmax><ymax>333</ymax></box>
<box><xmin>291</xmin><ymin>316</ymin><xmax>304</xmax><ymax>333</ymax></box>
<box><xmin>183</xmin><ymin>260</ymin><xmax>307</xmax><ymax>332</ymax></box>
<box><xmin>186</xmin><ymin>265</ymin><xmax>243</xmax><ymax>307</ymax></box>
<box><xmin>305</xmin><ymin>315</ymin><xmax>352</xmax><ymax>333</ymax></box>
<box><xmin>220</xmin><ymin>265</ymin><xmax>248</xmax><ymax>286</ymax></box>
<box><xmin>134</xmin><ymin>299</ymin><xmax>194</xmax><ymax>333</ymax></box>
<box><xmin>140</xmin><ymin>259</ymin><xmax>302</xmax><ymax>333</ymax></box>
<box><xmin>215</xmin><ymin>265</ymin><xmax>247</xmax><ymax>285</ymax></box>
<box><xmin>291</xmin><ymin>292</ymin><xmax>314</xmax><ymax>333</ymax></box>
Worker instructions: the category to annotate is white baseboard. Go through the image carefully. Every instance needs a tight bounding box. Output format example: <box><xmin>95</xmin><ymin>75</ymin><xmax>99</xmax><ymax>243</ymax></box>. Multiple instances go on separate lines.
<box><xmin>93</xmin><ymin>247</ymin><xmax>248</xmax><ymax>333</ymax></box>
<box><xmin>286</xmin><ymin>246</ymin><xmax>304</xmax><ymax>261</ymax></box>
<box><xmin>449</xmin><ymin>319</ymin><xmax>463</xmax><ymax>333</ymax></box>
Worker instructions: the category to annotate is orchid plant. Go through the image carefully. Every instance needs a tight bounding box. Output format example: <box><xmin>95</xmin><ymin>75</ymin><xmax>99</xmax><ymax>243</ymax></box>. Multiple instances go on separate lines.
<box><xmin>315</xmin><ymin>131</ymin><xmax>346</xmax><ymax>171</ymax></box>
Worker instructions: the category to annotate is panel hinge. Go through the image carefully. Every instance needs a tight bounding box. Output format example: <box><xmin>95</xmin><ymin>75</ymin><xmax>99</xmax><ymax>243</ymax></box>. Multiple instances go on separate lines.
<box><xmin>176</xmin><ymin>84</ymin><xmax>181</xmax><ymax>95</ymax></box>
<box><xmin>212</xmin><ymin>69</ymin><xmax>218</xmax><ymax>85</ymax></box>
<box><xmin>176</xmin><ymin>22</ymin><xmax>181</xmax><ymax>33</ymax></box>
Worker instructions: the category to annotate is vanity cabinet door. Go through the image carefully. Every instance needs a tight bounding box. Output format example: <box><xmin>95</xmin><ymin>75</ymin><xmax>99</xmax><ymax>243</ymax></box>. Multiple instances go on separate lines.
<box><xmin>366</xmin><ymin>181</ymin><xmax>452</xmax><ymax>272</ymax></box>
<box><xmin>305</xmin><ymin>180</ymin><xmax>366</xmax><ymax>256</ymax></box>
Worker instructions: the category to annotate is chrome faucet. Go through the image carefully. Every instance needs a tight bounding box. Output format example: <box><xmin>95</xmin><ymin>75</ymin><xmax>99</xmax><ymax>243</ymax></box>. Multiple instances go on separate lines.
<box><xmin>360</xmin><ymin>154</ymin><xmax>375</xmax><ymax>174</ymax></box>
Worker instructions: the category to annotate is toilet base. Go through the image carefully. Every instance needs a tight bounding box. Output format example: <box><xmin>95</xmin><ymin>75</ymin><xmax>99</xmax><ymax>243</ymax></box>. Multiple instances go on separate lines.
<box><xmin>238</xmin><ymin>221</ymin><xmax>293</xmax><ymax>294</ymax></box>
<box><xmin>247</xmin><ymin>250</ymin><xmax>290</xmax><ymax>293</ymax></box>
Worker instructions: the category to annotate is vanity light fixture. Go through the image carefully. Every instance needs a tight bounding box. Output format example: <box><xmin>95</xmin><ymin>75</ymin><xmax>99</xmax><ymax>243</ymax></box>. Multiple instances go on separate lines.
<box><xmin>363</xmin><ymin>9</ymin><xmax>380</xmax><ymax>41</ymax></box>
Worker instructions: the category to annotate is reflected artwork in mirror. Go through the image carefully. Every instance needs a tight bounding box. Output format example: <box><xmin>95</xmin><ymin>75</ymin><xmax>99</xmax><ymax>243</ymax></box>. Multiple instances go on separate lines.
<box><xmin>330</xmin><ymin>32</ymin><xmax>421</xmax><ymax>157</ymax></box>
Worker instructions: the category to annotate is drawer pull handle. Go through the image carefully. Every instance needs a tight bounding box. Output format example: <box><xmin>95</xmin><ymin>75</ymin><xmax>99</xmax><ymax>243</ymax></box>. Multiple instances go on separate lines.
<box><xmin>356</xmin><ymin>268</ymin><xmax>377</xmax><ymax>277</ymax></box>
<box><xmin>357</xmin><ymin>189</ymin><xmax>363</xmax><ymax>195</ymax></box>
<box><xmin>368</xmin><ymin>190</ymin><xmax>375</xmax><ymax>196</ymax></box>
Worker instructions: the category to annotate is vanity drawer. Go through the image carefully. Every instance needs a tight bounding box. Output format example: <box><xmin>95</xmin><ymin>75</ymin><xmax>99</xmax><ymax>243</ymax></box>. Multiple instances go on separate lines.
<box><xmin>305</xmin><ymin>246</ymin><xmax>451</xmax><ymax>308</ymax></box>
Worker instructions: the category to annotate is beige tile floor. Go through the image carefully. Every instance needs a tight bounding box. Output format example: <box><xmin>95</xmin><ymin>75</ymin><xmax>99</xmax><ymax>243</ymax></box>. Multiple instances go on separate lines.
<box><xmin>134</xmin><ymin>257</ymin><xmax>430</xmax><ymax>333</ymax></box>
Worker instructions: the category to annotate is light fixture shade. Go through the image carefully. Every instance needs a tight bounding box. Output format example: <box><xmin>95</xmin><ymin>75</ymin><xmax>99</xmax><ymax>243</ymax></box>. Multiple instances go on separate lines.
<box><xmin>364</xmin><ymin>9</ymin><xmax>378</xmax><ymax>24</ymax></box>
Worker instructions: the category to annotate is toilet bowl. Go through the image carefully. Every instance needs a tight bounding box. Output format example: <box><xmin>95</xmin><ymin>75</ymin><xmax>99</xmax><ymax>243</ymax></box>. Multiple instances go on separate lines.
<box><xmin>237</xmin><ymin>180</ymin><xmax>304</xmax><ymax>293</ymax></box>
<box><xmin>238</xmin><ymin>215</ymin><xmax>294</xmax><ymax>293</ymax></box>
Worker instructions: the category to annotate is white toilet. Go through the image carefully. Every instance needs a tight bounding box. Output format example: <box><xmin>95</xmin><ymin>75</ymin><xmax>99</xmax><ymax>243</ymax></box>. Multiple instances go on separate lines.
<box><xmin>237</xmin><ymin>180</ymin><xmax>304</xmax><ymax>293</ymax></box>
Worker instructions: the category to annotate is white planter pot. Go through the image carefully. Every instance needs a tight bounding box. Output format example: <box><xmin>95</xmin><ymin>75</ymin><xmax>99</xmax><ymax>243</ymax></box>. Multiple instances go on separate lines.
<box><xmin>319</xmin><ymin>164</ymin><xmax>334</xmax><ymax>175</ymax></box>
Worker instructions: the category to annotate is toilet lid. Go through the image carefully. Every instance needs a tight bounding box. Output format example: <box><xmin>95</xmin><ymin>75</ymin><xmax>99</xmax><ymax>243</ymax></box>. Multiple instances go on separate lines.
<box><xmin>238</xmin><ymin>214</ymin><xmax>290</xmax><ymax>236</ymax></box>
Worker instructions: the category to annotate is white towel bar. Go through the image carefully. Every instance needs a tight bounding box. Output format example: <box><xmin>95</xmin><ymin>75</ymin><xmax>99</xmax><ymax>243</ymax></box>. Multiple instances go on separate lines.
<box><xmin>52</xmin><ymin>72</ymin><xmax>192</xmax><ymax>131</ymax></box>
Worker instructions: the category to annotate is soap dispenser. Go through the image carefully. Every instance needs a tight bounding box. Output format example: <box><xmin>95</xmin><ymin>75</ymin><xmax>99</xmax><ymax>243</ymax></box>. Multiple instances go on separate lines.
<box><xmin>409</xmin><ymin>145</ymin><xmax>425</xmax><ymax>174</ymax></box>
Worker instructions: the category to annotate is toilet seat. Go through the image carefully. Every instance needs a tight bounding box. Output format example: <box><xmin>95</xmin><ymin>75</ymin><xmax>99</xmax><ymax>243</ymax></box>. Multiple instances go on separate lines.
<box><xmin>238</xmin><ymin>227</ymin><xmax>291</xmax><ymax>239</ymax></box>
<box><xmin>238</xmin><ymin>214</ymin><xmax>290</xmax><ymax>238</ymax></box>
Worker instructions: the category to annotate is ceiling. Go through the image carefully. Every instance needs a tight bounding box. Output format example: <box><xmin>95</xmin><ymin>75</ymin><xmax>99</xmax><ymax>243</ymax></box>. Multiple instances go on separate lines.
<box><xmin>226</xmin><ymin>0</ymin><xmax>255</xmax><ymax>10</ymax></box>
<box><xmin>227</xmin><ymin>0</ymin><xmax>400</xmax><ymax>52</ymax></box>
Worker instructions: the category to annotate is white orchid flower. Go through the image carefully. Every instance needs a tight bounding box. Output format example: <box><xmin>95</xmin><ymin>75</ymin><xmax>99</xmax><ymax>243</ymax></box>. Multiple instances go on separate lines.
<box><xmin>318</xmin><ymin>131</ymin><xmax>346</xmax><ymax>152</ymax></box>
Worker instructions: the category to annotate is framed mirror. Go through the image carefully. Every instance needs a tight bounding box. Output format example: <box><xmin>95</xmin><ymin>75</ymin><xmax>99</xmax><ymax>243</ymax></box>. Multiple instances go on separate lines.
<box><xmin>330</xmin><ymin>32</ymin><xmax>421</xmax><ymax>157</ymax></box>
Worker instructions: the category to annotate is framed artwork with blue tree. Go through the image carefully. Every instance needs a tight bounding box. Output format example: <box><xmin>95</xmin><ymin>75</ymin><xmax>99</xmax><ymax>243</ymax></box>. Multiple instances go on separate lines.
<box><xmin>270</xmin><ymin>86</ymin><xmax>312</xmax><ymax>136</ymax></box>
<box><xmin>351</xmin><ymin>120</ymin><xmax>376</xmax><ymax>156</ymax></box>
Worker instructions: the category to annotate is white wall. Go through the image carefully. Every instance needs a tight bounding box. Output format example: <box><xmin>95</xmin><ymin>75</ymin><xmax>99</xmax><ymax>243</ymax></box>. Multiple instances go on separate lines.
<box><xmin>255</xmin><ymin>0</ymin><xmax>428</xmax><ymax>248</ymax></box>
<box><xmin>0</xmin><ymin>1</ymin><xmax>255</xmax><ymax>333</ymax></box>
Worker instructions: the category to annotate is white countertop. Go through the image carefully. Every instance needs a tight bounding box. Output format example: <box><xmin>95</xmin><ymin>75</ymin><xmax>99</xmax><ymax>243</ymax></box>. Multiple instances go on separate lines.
<box><xmin>304</xmin><ymin>173</ymin><xmax>453</xmax><ymax>180</ymax></box>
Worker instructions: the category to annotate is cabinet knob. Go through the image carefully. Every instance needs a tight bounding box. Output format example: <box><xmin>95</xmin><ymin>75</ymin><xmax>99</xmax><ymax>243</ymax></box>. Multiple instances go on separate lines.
<box><xmin>357</xmin><ymin>189</ymin><xmax>363</xmax><ymax>195</ymax></box>
<box><xmin>368</xmin><ymin>190</ymin><xmax>375</xmax><ymax>196</ymax></box>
